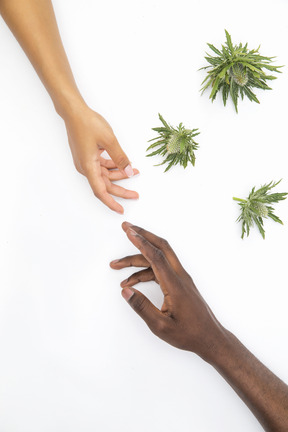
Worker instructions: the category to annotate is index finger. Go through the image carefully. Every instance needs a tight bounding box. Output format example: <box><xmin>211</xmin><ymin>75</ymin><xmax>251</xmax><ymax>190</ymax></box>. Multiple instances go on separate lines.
<box><xmin>125</xmin><ymin>227</ymin><xmax>178</xmax><ymax>295</ymax></box>
<box><xmin>122</xmin><ymin>222</ymin><xmax>184</xmax><ymax>274</ymax></box>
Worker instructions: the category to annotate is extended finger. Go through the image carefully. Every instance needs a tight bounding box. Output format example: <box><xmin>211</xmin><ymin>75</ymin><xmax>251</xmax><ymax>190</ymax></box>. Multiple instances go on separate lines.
<box><xmin>85</xmin><ymin>168</ymin><xmax>124</xmax><ymax>214</ymax></box>
<box><xmin>125</xmin><ymin>228</ymin><xmax>177</xmax><ymax>294</ymax></box>
<box><xmin>121</xmin><ymin>268</ymin><xmax>156</xmax><ymax>287</ymax></box>
<box><xmin>122</xmin><ymin>222</ymin><xmax>184</xmax><ymax>273</ymax></box>
<box><xmin>110</xmin><ymin>254</ymin><xmax>149</xmax><ymax>269</ymax></box>
<box><xmin>105</xmin><ymin>178</ymin><xmax>139</xmax><ymax>200</ymax></box>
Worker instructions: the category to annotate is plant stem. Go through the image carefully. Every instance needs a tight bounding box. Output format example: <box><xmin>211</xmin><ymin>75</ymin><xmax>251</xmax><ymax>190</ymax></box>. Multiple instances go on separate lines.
<box><xmin>233</xmin><ymin>197</ymin><xmax>246</xmax><ymax>203</ymax></box>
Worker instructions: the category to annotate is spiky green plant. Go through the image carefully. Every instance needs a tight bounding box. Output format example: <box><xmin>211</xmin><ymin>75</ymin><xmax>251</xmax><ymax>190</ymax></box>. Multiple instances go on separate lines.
<box><xmin>200</xmin><ymin>30</ymin><xmax>282</xmax><ymax>112</ymax></box>
<box><xmin>146</xmin><ymin>114</ymin><xmax>200</xmax><ymax>172</ymax></box>
<box><xmin>233</xmin><ymin>180</ymin><xmax>287</xmax><ymax>239</ymax></box>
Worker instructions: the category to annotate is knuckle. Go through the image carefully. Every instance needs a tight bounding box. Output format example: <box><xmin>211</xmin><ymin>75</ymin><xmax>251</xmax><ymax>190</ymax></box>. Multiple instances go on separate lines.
<box><xmin>92</xmin><ymin>186</ymin><xmax>105</xmax><ymax>199</ymax></box>
<box><xmin>101</xmin><ymin>166</ymin><xmax>109</xmax><ymax>176</ymax></box>
<box><xmin>151</xmin><ymin>318</ymin><xmax>174</xmax><ymax>337</ymax></box>
<box><xmin>131</xmin><ymin>295</ymin><xmax>147</xmax><ymax>313</ymax></box>
<box><xmin>152</xmin><ymin>248</ymin><xmax>165</xmax><ymax>263</ymax></box>
<box><xmin>82</xmin><ymin>161</ymin><xmax>95</xmax><ymax>173</ymax></box>
<box><xmin>75</xmin><ymin>164</ymin><xmax>83</xmax><ymax>174</ymax></box>
<box><xmin>124</xmin><ymin>275</ymin><xmax>132</xmax><ymax>285</ymax></box>
<box><xmin>160</xmin><ymin>238</ymin><xmax>170</xmax><ymax>250</ymax></box>
<box><xmin>116</xmin><ymin>154</ymin><xmax>129</xmax><ymax>168</ymax></box>
<box><xmin>104</xmin><ymin>133</ymin><xmax>116</xmax><ymax>148</ymax></box>
<box><xmin>128</xmin><ymin>272</ymin><xmax>140</xmax><ymax>283</ymax></box>
<box><xmin>147</xmin><ymin>267</ymin><xmax>154</xmax><ymax>277</ymax></box>
<box><xmin>154</xmin><ymin>319</ymin><xmax>168</xmax><ymax>335</ymax></box>
<box><xmin>138</xmin><ymin>237</ymin><xmax>149</xmax><ymax>250</ymax></box>
<box><xmin>121</xmin><ymin>256</ymin><xmax>132</xmax><ymax>267</ymax></box>
<box><xmin>121</xmin><ymin>256</ymin><xmax>135</xmax><ymax>267</ymax></box>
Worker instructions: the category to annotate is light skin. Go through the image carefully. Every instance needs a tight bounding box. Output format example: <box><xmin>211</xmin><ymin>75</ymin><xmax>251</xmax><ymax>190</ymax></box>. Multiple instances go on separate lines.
<box><xmin>0</xmin><ymin>0</ymin><xmax>139</xmax><ymax>214</ymax></box>
<box><xmin>110</xmin><ymin>222</ymin><xmax>288</xmax><ymax>432</ymax></box>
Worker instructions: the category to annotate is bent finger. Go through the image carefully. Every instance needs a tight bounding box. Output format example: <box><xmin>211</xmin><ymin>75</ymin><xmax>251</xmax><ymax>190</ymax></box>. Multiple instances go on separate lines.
<box><xmin>122</xmin><ymin>287</ymin><xmax>167</xmax><ymax>335</ymax></box>
<box><xmin>125</xmin><ymin>228</ymin><xmax>177</xmax><ymax>294</ymax></box>
<box><xmin>107</xmin><ymin>168</ymin><xmax>139</xmax><ymax>181</ymax></box>
<box><xmin>86</xmin><ymin>169</ymin><xmax>124</xmax><ymax>214</ymax></box>
<box><xmin>100</xmin><ymin>157</ymin><xmax>117</xmax><ymax>169</ymax></box>
<box><xmin>105</xmin><ymin>180</ymin><xmax>139</xmax><ymax>200</ymax></box>
<box><xmin>110</xmin><ymin>254</ymin><xmax>149</xmax><ymax>269</ymax></box>
<box><xmin>121</xmin><ymin>268</ymin><xmax>156</xmax><ymax>287</ymax></box>
<box><xmin>105</xmin><ymin>136</ymin><xmax>133</xmax><ymax>176</ymax></box>
<box><xmin>122</xmin><ymin>222</ymin><xmax>184</xmax><ymax>273</ymax></box>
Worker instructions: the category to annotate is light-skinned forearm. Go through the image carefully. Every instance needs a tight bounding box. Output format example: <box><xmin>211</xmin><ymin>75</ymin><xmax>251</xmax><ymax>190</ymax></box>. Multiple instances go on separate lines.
<box><xmin>207</xmin><ymin>328</ymin><xmax>288</xmax><ymax>432</ymax></box>
<box><xmin>0</xmin><ymin>0</ymin><xmax>138</xmax><ymax>213</ymax></box>
<box><xmin>0</xmin><ymin>0</ymin><xmax>85</xmax><ymax>117</ymax></box>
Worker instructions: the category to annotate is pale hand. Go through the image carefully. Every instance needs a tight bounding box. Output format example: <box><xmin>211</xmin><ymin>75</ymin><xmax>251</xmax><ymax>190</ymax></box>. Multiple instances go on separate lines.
<box><xmin>64</xmin><ymin>106</ymin><xmax>139</xmax><ymax>214</ymax></box>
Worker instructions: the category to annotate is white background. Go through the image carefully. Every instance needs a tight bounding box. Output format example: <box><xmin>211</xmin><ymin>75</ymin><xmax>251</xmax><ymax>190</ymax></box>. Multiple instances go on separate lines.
<box><xmin>0</xmin><ymin>0</ymin><xmax>288</xmax><ymax>431</ymax></box>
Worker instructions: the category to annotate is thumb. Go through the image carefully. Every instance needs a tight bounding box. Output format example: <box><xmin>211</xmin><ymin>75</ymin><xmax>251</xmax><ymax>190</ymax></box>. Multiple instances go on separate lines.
<box><xmin>106</xmin><ymin>137</ymin><xmax>134</xmax><ymax>177</ymax></box>
<box><xmin>122</xmin><ymin>288</ymin><xmax>163</xmax><ymax>332</ymax></box>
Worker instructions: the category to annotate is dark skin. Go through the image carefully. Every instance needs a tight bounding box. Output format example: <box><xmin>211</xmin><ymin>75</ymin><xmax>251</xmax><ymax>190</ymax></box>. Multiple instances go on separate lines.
<box><xmin>110</xmin><ymin>222</ymin><xmax>288</xmax><ymax>432</ymax></box>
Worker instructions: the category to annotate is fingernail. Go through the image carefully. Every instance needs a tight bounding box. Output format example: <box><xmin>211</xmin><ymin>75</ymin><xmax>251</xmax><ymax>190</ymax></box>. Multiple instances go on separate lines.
<box><xmin>110</xmin><ymin>259</ymin><xmax>120</xmax><ymax>265</ymax></box>
<box><xmin>121</xmin><ymin>278</ymin><xmax>128</xmax><ymax>286</ymax></box>
<box><xmin>124</xmin><ymin>164</ymin><xmax>134</xmax><ymax>178</ymax></box>
<box><xmin>128</xmin><ymin>228</ymin><xmax>138</xmax><ymax>236</ymax></box>
<box><xmin>122</xmin><ymin>288</ymin><xmax>134</xmax><ymax>301</ymax></box>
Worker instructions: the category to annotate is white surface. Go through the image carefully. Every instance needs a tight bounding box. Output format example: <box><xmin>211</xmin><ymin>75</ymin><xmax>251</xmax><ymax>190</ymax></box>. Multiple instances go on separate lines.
<box><xmin>0</xmin><ymin>0</ymin><xmax>288</xmax><ymax>431</ymax></box>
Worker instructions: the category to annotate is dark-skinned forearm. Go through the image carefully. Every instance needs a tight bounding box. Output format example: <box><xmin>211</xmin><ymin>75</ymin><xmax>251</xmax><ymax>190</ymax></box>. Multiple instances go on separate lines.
<box><xmin>206</xmin><ymin>328</ymin><xmax>288</xmax><ymax>432</ymax></box>
<box><xmin>111</xmin><ymin>223</ymin><xmax>288</xmax><ymax>430</ymax></box>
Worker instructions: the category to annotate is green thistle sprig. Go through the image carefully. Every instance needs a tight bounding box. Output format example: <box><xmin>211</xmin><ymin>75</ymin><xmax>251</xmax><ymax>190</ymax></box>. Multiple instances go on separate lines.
<box><xmin>146</xmin><ymin>114</ymin><xmax>200</xmax><ymax>172</ymax></box>
<box><xmin>233</xmin><ymin>180</ymin><xmax>287</xmax><ymax>239</ymax></box>
<box><xmin>200</xmin><ymin>30</ymin><xmax>282</xmax><ymax>112</ymax></box>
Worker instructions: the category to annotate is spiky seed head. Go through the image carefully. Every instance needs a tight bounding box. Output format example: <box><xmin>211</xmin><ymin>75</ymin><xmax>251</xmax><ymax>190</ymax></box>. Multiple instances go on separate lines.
<box><xmin>201</xmin><ymin>31</ymin><xmax>282</xmax><ymax>112</ymax></box>
<box><xmin>251</xmin><ymin>201</ymin><xmax>269</xmax><ymax>217</ymax></box>
<box><xmin>167</xmin><ymin>132</ymin><xmax>181</xmax><ymax>154</ymax></box>
<box><xmin>233</xmin><ymin>180</ymin><xmax>287</xmax><ymax>239</ymax></box>
<box><xmin>229</xmin><ymin>63</ymin><xmax>248</xmax><ymax>87</ymax></box>
<box><xmin>147</xmin><ymin>114</ymin><xmax>200</xmax><ymax>171</ymax></box>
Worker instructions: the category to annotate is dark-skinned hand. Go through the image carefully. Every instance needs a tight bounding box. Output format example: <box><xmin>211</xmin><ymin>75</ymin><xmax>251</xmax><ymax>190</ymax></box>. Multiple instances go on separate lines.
<box><xmin>110</xmin><ymin>222</ymin><xmax>225</xmax><ymax>360</ymax></box>
<box><xmin>110</xmin><ymin>222</ymin><xmax>288</xmax><ymax>432</ymax></box>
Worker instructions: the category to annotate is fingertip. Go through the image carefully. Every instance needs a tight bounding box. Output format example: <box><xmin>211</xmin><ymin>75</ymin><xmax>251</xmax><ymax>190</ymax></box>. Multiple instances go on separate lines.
<box><xmin>95</xmin><ymin>188</ymin><xmax>124</xmax><ymax>215</ymax></box>
<box><xmin>121</xmin><ymin>287</ymin><xmax>135</xmax><ymax>302</ymax></box>
<box><xmin>110</xmin><ymin>259</ymin><xmax>120</xmax><ymax>268</ymax></box>
<box><xmin>130</xmin><ymin>191</ymin><xmax>139</xmax><ymax>200</ymax></box>
<box><xmin>120</xmin><ymin>167</ymin><xmax>139</xmax><ymax>178</ymax></box>
<box><xmin>122</xmin><ymin>221</ymin><xmax>133</xmax><ymax>231</ymax></box>
<box><xmin>115</xmin><ymin>206</ymin><xmax>124</xmax><ymax>215</ymax></box>
<box><xmin>120</xmin><ymin>189</ymin><xmax>139</xmax><ymax>200</ymax></box>
<box><xmin>126</xmin><ymin>227</ymin><xmax>138</xmax><ymax>237</ymax></box>
<box><xmin>124</xmin><ymin>164</ymin><xmax>134</xmax><ymax>178</ymax></box>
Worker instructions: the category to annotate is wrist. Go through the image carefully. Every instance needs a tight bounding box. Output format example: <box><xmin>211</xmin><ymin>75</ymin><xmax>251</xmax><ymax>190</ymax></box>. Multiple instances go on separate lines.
<box><xmin>198</xmin><ymin>324</ymin><xmax>234</xmax><ymax>365</ymax></box>
<box><xmin>53</xmin><ymin>88</ymin><xmax>88</xmax><ymax>120</ymax></box>
<box><xmin>204</xmin><ymin>328</ymin><xmax>241</xmax><ymax>370</ymax></box>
